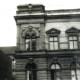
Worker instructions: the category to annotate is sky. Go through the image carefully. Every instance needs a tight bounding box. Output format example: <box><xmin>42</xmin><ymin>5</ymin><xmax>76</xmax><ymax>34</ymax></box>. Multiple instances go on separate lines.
<box><xmin>0</xmin><ymin>0</ymin><xmax>80</xmax><ymax>46</ymax></box>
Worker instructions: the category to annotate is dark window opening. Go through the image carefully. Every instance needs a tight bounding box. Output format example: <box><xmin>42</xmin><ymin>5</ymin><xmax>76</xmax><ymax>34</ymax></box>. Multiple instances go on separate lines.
<box><xmin>25</xmin><ymin>63</ymin><xmax>37</xmax><ymax>80</ymax></box>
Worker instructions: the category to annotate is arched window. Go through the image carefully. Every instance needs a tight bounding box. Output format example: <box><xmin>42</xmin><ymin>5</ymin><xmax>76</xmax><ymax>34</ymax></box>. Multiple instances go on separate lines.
<box><xmin>25</xmin><ymin>63</ymin><xmax>37</xmax><ymax>80</ymax></box>
<box><xmin>22</xmin><ymin>26</ymin><xmax>39</xmax><ymax>51</ymax></box>
<box><xmin>71</xmin><ymin>62</ymin><xmax>80</xmax><ymax>80</ymax></box>
<box><xmin>51</xmin><ymin>64</ymin><xmax>61</xmax><ymax>80</ymax></box>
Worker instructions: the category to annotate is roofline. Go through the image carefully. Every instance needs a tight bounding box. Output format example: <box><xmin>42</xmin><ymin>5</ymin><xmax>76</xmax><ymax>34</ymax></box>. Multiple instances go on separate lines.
<box><xmin>17</xmin><ymin>4</ymin><xmax>45</xmax><ymax>9</ymax></box>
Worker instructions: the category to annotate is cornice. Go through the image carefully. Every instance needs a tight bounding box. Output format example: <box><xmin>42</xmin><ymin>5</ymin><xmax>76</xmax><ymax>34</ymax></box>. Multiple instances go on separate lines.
<box><xmin>14</xmin><ymin>49</ymin><xmax>80</xmax><ymax>59</ymax></box>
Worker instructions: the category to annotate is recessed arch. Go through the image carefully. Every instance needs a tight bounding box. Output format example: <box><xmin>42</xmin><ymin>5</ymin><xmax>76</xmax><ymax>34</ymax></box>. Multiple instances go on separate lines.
<box><xmin>25</xmin><ymin>62</ymin><xmax>37</xmax><ymax>80</ymax></box>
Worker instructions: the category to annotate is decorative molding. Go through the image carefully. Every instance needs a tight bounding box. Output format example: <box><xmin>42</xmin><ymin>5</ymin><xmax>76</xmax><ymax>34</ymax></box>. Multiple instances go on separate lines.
<box><xmin>46</xmin><ymin>28</ymin><xmax>60</xmax><ymax>36</ymax></box>
<box><xmin>66</xmin><ymin>27</ymin><xmax>80</xmax><ymax>33</ymax></box>
<box><xmin>21</xmin><ymin>26</ymin><xmax>39</xmax><ymax>39</ymax></box>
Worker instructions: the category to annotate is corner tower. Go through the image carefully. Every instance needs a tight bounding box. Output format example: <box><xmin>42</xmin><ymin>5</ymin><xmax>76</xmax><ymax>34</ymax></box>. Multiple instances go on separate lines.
<box><xmin>14</xmin><ymin>4</ymin><xmax>45</xmax><ymax>51</ymax></box>
<box><xmin>14</xmin><ymin>4</ymin><xmax>47</xmax><ymax>80</ymax></box>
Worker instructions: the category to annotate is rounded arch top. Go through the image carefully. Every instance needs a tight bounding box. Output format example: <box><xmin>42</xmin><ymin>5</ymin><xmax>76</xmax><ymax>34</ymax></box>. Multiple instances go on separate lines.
<box><xmin>51</xmin><ymin>64</ymin><xmax>60</xmax><ymax>69</ymax></box>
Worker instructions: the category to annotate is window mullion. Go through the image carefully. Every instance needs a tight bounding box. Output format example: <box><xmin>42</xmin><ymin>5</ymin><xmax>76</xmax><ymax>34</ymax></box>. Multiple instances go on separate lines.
<box><xmin>30</xmin><ymin>38</ymin><xmax>32</xmax><ymax>51</ymax></box>
<box><xmin>53</xmin><ymin>37</ymin><xmax>54</xmax><ymax>50</ymax></box>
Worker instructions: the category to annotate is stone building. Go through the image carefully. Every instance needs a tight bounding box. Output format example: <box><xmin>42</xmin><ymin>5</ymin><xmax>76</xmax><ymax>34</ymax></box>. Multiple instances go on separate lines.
<box><xmin>2</xmin><ymin>4</ymin><xmax>80</xmax><ymax>80</ymax></box>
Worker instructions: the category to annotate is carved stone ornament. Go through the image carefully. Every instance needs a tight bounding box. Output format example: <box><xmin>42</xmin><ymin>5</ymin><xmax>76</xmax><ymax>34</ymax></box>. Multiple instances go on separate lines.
<box><xmin>21</xmin><ymin>26</ymin><xmax>39</xmax><ymax>39</ymax></box>
<box><xmin>66</xmin><ymin>27</ymin><xmax>80</xmax><ymax>33</ymax></box>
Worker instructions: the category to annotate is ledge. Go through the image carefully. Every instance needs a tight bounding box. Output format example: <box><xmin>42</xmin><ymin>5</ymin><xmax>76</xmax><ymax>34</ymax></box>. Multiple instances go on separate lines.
<box><xmin>14</xmin><ymin>49</ymin><xmax>80</xmax><ymax>59</ymax></box>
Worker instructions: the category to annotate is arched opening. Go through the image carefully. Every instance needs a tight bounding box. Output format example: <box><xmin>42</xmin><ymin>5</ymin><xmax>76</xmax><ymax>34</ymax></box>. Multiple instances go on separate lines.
<box><xmin>25</xmin><ymin>63</ymin><xmax>37</xmax><ymax>80</ymax></box>
<box><xmin>51</xmin><ymin>64</ymin><xmax>61</xmax><ymax>80</ymax></box>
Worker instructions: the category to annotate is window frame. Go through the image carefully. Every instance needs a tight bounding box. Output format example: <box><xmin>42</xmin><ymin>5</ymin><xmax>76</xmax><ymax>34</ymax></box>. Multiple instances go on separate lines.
<box><xmin>51</xmin><ymin>64</ymin><xmax>61</xmax><ymax>80</ymax></box>
<box><xmin>49</xmin><ymin>36</ymin><xmax>59</xmax><ymax>50</ymax></box>
<box><xmin>25</xmin><ymin>38</ymin><xmax>37</xmax><ymax>51</ymax></box>
<box><xmin>68</xmin><ymin>35</ymin><xmax>79</xmax><ymax>49</ymax></box>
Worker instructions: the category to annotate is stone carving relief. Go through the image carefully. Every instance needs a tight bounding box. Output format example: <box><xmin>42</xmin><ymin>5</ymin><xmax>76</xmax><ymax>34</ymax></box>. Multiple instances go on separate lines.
<box><xmin>21</xmin><ymin>26</ymin><xmax>40</xmax><ymax>39</ymax></box>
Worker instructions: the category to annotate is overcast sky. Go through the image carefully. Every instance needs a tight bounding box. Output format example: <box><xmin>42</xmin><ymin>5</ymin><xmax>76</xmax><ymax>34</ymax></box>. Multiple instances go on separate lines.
<box><xmin>0</xmin><ymin>0</ymin><xmax>80</xmax><ymax>46</ymax></box>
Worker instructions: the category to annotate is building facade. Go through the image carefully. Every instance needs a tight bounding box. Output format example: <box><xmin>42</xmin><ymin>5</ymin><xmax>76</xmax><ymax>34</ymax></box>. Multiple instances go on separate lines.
<box><xmin>13</xmin><ymin>4</ymin><xmax>80</xmax><ymax>80</ymax></box>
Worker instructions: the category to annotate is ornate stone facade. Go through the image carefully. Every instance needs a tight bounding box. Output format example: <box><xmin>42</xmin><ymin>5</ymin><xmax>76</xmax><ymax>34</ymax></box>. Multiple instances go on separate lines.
<box><xmin>12</xmin><ymin>4</ymin><xmax>80</xmax><ymax>80</ymax></box>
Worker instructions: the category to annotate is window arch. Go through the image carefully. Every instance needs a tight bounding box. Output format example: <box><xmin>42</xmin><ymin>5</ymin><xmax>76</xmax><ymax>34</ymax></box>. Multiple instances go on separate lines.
<box><xmin>25</xmin><ymin>62</ymin><xmax>37</xmax><ymax>80</ymax></box>
<box><xmin>51</xmin><ymin>64</ymin><xmax>61</xmax><ymax>80</ymax></box>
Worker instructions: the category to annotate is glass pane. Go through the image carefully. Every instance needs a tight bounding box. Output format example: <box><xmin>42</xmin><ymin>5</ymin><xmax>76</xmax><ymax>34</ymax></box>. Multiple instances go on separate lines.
<box><xmin>56</xmin><ymin>77</ymin><xmax>60</xmax><ymax>80</ymax></box>
<box><xmin>73</xmin><ymin>36</ymin><xmax>77</xmax><ymax>40</ymax></box>
<box><xmin>69</xmin><ymin>37</ymin><xmax>73</xmax><ymax>40</ymax></box>
<box><xmin>56</xmin><ymin>64</ymin><xmax>60</xmax><ymax>69</ymax></box>
<box><xmin>27</xmin><ymin>71</ymin><xmax>30</xmax><ymax>80</ymax></box>
<box><xmin>50</xmin><ymin>42</ymin><xmax>54</xmax><ymax>50</ymax></box>
<box><xmin>32</xmin><ymin>39</ymin><xmax>36</xmax><ymax>50</ymax></box>
<box><xmin>54</xmin><ymin>42</ymin><xmax>58</xmax><ymax>50</ymax></box>
<box><xmin>50</xmin><ymin>37</ymin><xmax>53</xmax><ymax>41</ymax></box>
<box><xmin>54</xmin><ymin>37</ymin><xmax>58</xmax><ymax>41</ymax></box>
<box><xmin>77</xmin><ymin>69</ymin><xmax>80</xmax><ymax>80</ymax></box>
<box><xmin>26</xmin><ymin>39</ymin><xmax>30</xmax><ymax>50</ymax></box>
<box><xmin>56</xmin><ymin>71</ymin><xmax>60</xmax><ymax>80</ymax></box>
<box><xmin>77</xmin><ymin>69</ymin><xmax>80</xmax><ymax>75</ymax></box>
<box><xmin>29</xmin><ymin>71</ymin><xmax>32</xmax><ymax>80</ymax></box>
<box><xmin>71</xmin><ymin>70</ymin><xmax>76</xmax><ymax>80</ymax></box>
<box><xmin>51</xmin><ymin>64</ymin><xmax>55</xmax><ymax>69</ymax></box>
<box><xmin>72</xmin><ymin>76</ymin><xmax>76</xmax><ymax>80</ymax></box>
<box><xmin>71</xmin><ymin>70</ymin><xmax>75</xmax><ymax>75</ymax></box>
<box><xmin>76</xmin><ymin>63</ymin><xmax>80</xmax><ymax>68</ymax></box>
<box><xmin>56</xmin><ymin>71</ymin><xmax>60</xmax><ymax>76</ymax></box>
<box><xmin>69</xmin><ymin>41</ymin><xmax>74</xmax><ymax>49</ymax></box>
<box><xmin>74</xmin><ymin>41</ymin><xmax>78</xmax><ymax>49</ymax></box>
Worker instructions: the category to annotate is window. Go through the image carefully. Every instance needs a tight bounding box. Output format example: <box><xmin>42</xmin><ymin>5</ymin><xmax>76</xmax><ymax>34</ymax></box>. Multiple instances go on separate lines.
<box><xmin>51</xmin><ymin>64</ymin><xmax>61</xmax><ymax>80</ymax></box>
<box><xmin>49</xmin><ymin>37</ymin><xmax>59</xmax><ymax>50</ymax></box>
<box><xmin>26</xmin><ymin>39</ymin><xmax>36</xmax><ymax>51</ymax></box>
<box><xmin>25</xmin><ymin>63</ymin><xmax>37</xmax><ymax>80</ymax></box>
<box><xmin>69</xmin><ymin>36</ymin><xmax>78</xmax><ymax>49</ymax></box>
<box><xmin>71</xmin><ymin>70</ymin><xmax>76</xmax><ymax>80</ymax></box>
<box><xmin>71</xmin><ymin>63</ymin><xmax>80</xmax><ymax>80</ymax></box>
<box><xmin>66</xmin><ymin>27</ymin><xmax>80</xmax><ymax>49</ymax></box>
<box><xmin>76</xmin><ymin>69</ymin><xmax>80</xmax><ymax>80</ymax></box>
<box><xmin>46</xmin><ymin>28</ymin><xmax>60</xmax><ymax>50</ymax></box>
<box><xmin>21</xmin><ymin>26</ymin><xmax>39</xmax><ymax>51</ymax></box>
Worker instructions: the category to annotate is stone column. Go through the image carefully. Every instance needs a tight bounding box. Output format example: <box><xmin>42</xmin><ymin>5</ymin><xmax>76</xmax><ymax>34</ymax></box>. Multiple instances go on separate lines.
<box><xmin>16</xmin><ymin>24</ymin><xmax>21</xmax><ymax>51</ymax></box>
<box><xmin>39</xmin><ymin>23</ymin><xmax>45</xmax><ymax>50</ymax></box>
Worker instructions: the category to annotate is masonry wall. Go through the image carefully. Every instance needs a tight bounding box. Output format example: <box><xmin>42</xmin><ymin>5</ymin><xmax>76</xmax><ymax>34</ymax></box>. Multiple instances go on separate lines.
<box><xmin>14</xmin><ymin>4</ymin><xmax>80</xmax><ymax>80</ymax></box>
<box><xmin>16</xmin><ymin>20</ymin><xmax>45</xmax><ymax>51</ymax></box>
<box><xmin>15</xmin><ymin>57</ymin><xmax>47</xmax><ymax>80</ymax></box>
<box><xmin>15</xmin><ymin>54</ymin><xmax>80</xmax><ymax>80</ymax></box>
<box><xmin>45</xmin><ymin>19</ymin><xmax>80</xmax><ymax>50</ymax></box>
